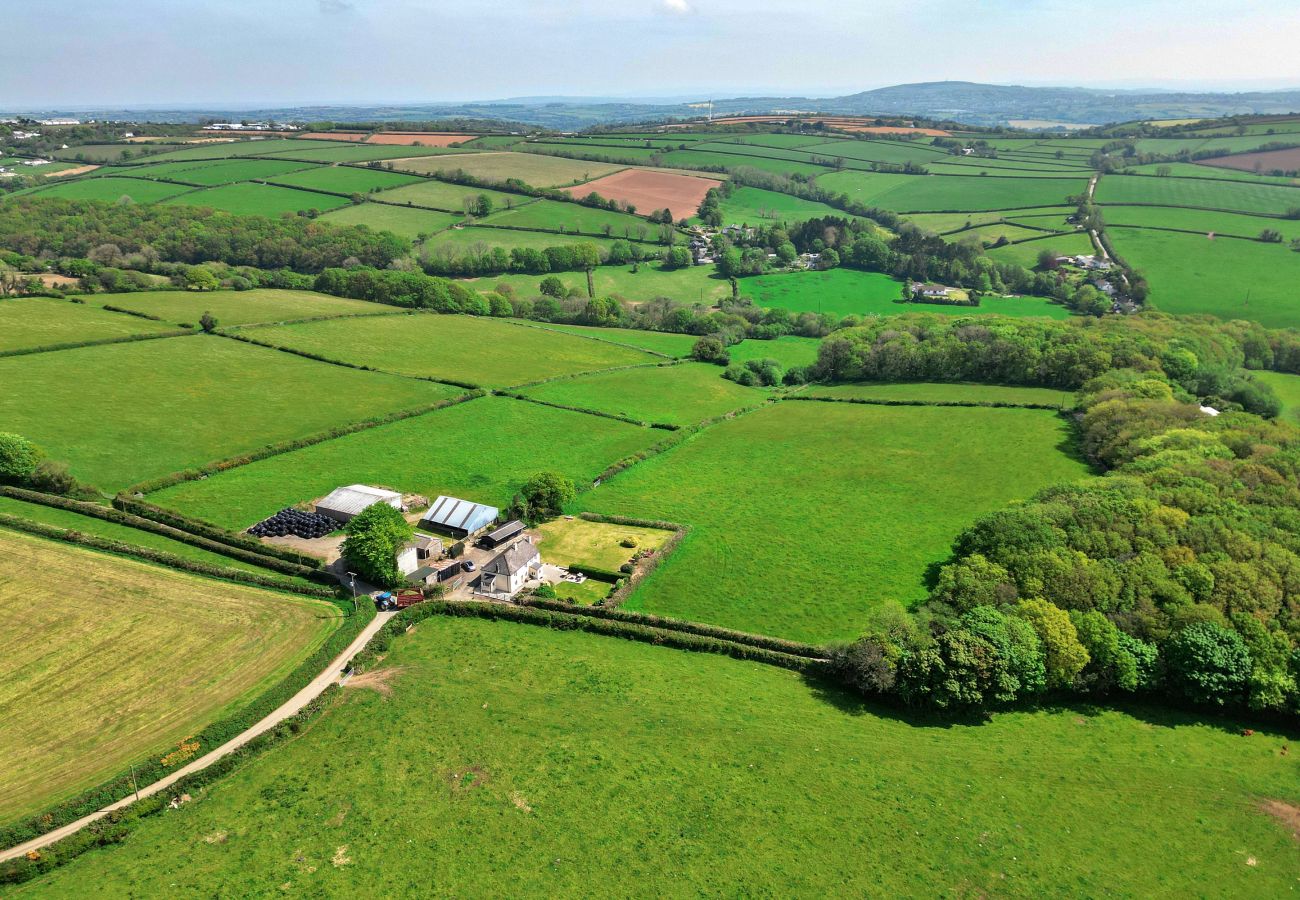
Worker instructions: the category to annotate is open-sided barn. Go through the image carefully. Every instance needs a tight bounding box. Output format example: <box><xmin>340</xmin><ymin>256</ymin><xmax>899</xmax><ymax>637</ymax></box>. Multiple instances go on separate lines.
<box><xmin>419</xmin><ymin>495</ymin><xmax>499</xmax><ymax>537</ymax></box>
<box><xmin>315</xmin><ymin>484</ymin><xmax>403</xmax><ymax>524</ymax></box>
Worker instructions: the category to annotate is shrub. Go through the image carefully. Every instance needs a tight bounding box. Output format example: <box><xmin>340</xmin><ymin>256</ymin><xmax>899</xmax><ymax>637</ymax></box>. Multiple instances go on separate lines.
<box><xmin>1163</xmin><ymin>622</ymin><xmax>1252</xmax><ymax>708</ymax></box>
<box><xmin>341</xmin><ymin>502</ymin><xmax>413</xmax><ymax>589</ymax></box>
<box><xmin>26</xmin><ymin>460</ymin><xmax>78</xmax><ymax>495</ymax></box>
<box><xmin>514</xmin><ymin>471</ymin><xmax>576</xmax><ymax>522</ymax></box>
<box><xmin>0</xmin><ymin>432</ymin><xmax>42</xmax><ymax>482</ymax></box>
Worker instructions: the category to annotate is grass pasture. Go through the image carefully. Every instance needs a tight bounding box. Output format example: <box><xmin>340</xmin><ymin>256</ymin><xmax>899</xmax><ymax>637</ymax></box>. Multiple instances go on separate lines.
<box><xmin>1254</xmin><ymin>371</ymin><xmax>1300</xmax><ymax>423</ymax></box>
<box><xmin>1097</xmin><ymin>205</ymin><xmax>1300</xmax><ymax>242</ymax></box>
<box><xmin>24</xmin><ymin>177</ymin><xmax>196</xmax><ymax>204</ymax></box>
<box><xmin>262</xmin><ymin>144</ymin><xmax>470</xmax><ymax>164</ymax></box>
<box><xmin>816</xmin><ymin>172</ymin><xmax>1088</xmax><ymax>212</ymax></box>
<box><xmin>424</xmin><ymin>226</ymin><xmax>621</xmax><ymax>255</ymax></box>
<box><xmin>986</xmin><ymin>232</ymin><xmax>1094</xmax><ymax>267</ymax></box>
<box><xmin>320</xmin><ymin>203</ymin><xmax>461</xmax><ymax>238</ymax></box>
<box><xmin>1095</xmin><ymin>174</ymin><xmax>1300</xmax><ymax>215</ymax></box>
<box><xmin>245</xmin><ymin>313</ymin><xmax>657</xmax><ymax>388</ymax></box>
<box><xmin>388</xmin><ymin>152</ymin><xmax>625</xmax><ymax>187</ymax></box>
<box><xmin>1107</xmin><ymin>226</ymin><xmax>1300</xmax><ymax>327</ymax></box>
<box><xmin>370</xmin><ymin>178</ymin><xmax>526</xmax><ymax>212</ymax></box>
<box><xmin>519</xmin><ymin>322</ymin><xmax>701</xmax><ymax>357</ymax></box>
<box><xmin>266</xmin><ymin>165</ymin><xmax>423</xmax><ymax>194</ymax></box>
<box><xmin>0</xmin><ymin>296</ymin><xmax>178</xmax><ymax>352</ymax></box>
<box><xmin>133</xmin><ymin>139</ymin><xmax>354</xmax><ymax>163</ymax></box>
<box><xmin>702</xmin><ymin>185</ymin><xmax>877</xmax><ymax>226</ymax></box>
<box><xmin>20</xmin><ymin>616</ymin><xmax>1298</xmax><ymax>896</ymax></box>
<box><xmin>164</xmin><ymin>182</ymin><xmax>351</xmax><ymax>216</ymax></box>
<box><xmin>480</xmin><ymin>199</ymin><xmax>650</xmax><ymax>237</ymax></box>
<box><xmin>800</xmin><ymin>381</ymin><xmax>1075</xmax><ymax>406</ymax></box>
<box><xmin>108</xmin><ymin>158</ymin><xmax>318</xmax><ymax>186</ymax></box>
<box><xmin>578</xmin><ymin>400</ymin><xmax>1091</xmax><ymax>641</ymax></box>
<box><xmin>0</xmin><ymin>528</ymin><xmax>338</xmax><ymax>823</ymax></box>
<box><xmin>85</xmin><ymin>289</ymin><xmax>384</xmax><ymax>327</ymax></box>
<box><xmin>725</xmin><ymin>335</ymin><xmax>823</xmax><ymax>369</ymax></box>
<box><xmin>0</xmin><ymin>336</ymin><xmax>459</xmax><ymax>489</ymax></box>
<box><xmin>472</xmin><ymin>262</ymin><xmax>731</xmax><ymax>306</ymax></box>
<box><xmin>149</xmin><ymin>396</ymin><xmax>662</xmax><ymax>530</ymax></box>
<box><xmin>519</xmin><ymin>361</ymin><xmax>761</xmax><ymax>426</ymax></box>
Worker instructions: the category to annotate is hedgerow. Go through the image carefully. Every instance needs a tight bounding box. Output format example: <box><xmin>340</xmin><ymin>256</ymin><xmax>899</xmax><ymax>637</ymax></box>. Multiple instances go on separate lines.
<box><xmin>0</xmin><ymin>329</ymin><xmax>191</xmax><ymax>360</ymax></box>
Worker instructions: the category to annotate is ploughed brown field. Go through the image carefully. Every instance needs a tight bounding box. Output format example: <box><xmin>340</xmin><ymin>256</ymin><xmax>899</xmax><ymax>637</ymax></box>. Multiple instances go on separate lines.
<box><xmin>563</xmin><ymin>168</ymin><xmax>723</xmax><ymax>221</ymax></box>
<box><xmin>1201</xmin><ymin>147</ymin><xmax>1300</xmax><ymax>175</ymax></box>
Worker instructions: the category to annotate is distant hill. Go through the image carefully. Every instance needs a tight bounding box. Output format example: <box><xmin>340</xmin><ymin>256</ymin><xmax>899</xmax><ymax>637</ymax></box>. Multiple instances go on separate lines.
<box><xmin>13</xmin><ymin>82</ymin><xmax>1300</xmax><ymax>130</ymax></box>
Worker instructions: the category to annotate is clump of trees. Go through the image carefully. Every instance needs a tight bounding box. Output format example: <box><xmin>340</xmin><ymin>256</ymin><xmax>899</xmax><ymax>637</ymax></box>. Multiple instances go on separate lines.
<box><xmin>0</xmin><ymin>432</ymin><xmax>83</xmax><ymax>496</ymax></box>
<box><xmin>340</xmin><ymin>502</ymin><xmax>413</xmax><ymax>589</ymax></box>
<box><xmin>511</xmin><ymin>472</ymin><xmax>576</xmax><ymax>523</ymax></box>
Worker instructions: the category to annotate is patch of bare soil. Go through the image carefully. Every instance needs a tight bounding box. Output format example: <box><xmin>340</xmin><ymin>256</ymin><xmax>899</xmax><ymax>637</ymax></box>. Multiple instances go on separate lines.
<box><xmin>510</xmin><ymin>791</ymin><xmax>533</xmax><ymax>814</ymax></box>
<box><xmin>343</xmin><ymin>666</ymin><xmax>409</xmax><ymax>698</ymax></box>
<box><xmin>445</xmin><ymin>765</ymin><xmax>491</xmax><ymax>795</ymax></box>
<box><xmin>1259</xmin><ymin>798</ymin><xmax>1300</xmax><ymax>842</ymax></box>
<box><xmin>332</xmin><ymin>845</ymin><xmax>352</xmax><ymax>867</ymax></box>
<box><xmin>48</xmin><ymin>165</ymin><xmax>99</xmax><ymax>178</ymax></box>
<box><xmin>203</xmin><ymin>830</ymin><xmax>228</xmax><ymax>844</ymax></box>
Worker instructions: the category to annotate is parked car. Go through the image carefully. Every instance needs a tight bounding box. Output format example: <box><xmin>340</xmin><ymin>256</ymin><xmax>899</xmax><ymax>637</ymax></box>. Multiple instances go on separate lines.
<box><xmin>461</xmin><ymin>559</ymin><xmax>477</xmax><ymax>572</ymax></box>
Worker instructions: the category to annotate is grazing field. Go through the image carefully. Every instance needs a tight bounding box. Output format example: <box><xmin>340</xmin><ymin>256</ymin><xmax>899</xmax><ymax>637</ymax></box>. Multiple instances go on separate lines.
<box><xmin>22</xmin><ymin>616</ymin><xmax>1299</xmax><ymax>897</ymax></box>
<box><xmin>520</xmin><ymin>362</ymin><xmax>761</xmax><ymax>425</ymax></box>
<box><xmin>816</xmin><ymin>171</ymin><xmax>1088</xmax><ymax>212</ymax></box>
<box><xmin>472</xmin><ymin>262</ymin><xmax>730</xmax><ymax>306</ymax></box>
<box><xmin>800</xmin><ymin>381</ymin><xmax>1076</xmax><ymax>406</ymax></box>
<box><xmin>266</xmin><ymin>165</ymin><xmax>422</xmax><ymax>194</ymax></box>
<box><xmin>1107</xmin><ymin>226</ymin><xmax>1300</xmax><ymax>327</ymax></box>
<box><xmin>140</xmin><ymin>139</ymin><xmax>354</xmax><ymax>163</ymax></box>
<box><xmin>726</xmin><ymin>335</ymin><xmax>823</xmax><ymax>369</ymax></box>
<box><xmin>0</xmin><ymin>528</ymin><xmax>338</xmax><ymax>823</ymax></box>
<box><xmin>1254</xmin><ymin>371</ymin><xmax>1300</xmax><ymax>423</ymax></box>
<box><xmin>659</xmin><ymin>148</ymin><xmax>827</xmax><ymax>178</ymax></box>
<box><xmin>164</xmin><ymin>182</ymin><xmax>351</xmax><ymax>216</ymax></box>
<box><xmin>521</xmin><ymin>322</ymin><xmax>700</xmax><ymax>357</ymax></box>
<box><xmin>480</xmin><ymin>198</ymin><xmax>650</xmax><ymax>237</ymax></box>
<box><xmin>950</xmin><ymin>222</ymin><xmax>1056</xmax><ymax>245</ymax></box>
<box><xmin>85</xmin><ymin>289</ymin><xmax>384</xmax><ymax>327</ymax></box>
<box><xmin>578</xmin><ymin>401</ymin><xmax>1091</xmax><ymax>641</ymax></box>
<box><xmin>0</xmin><ymin>297</ymin><xmax>177</xmax><ymax>351</ymax></box>
<box><xmin>986</xmin><ymin>232</ymin><xmax>1094</xmax><ymax>267</ymax></box>
<box><xmin>265</xmin><ymin>144</ymin><xmax>467</xmax><ymax>163</ymax></box>
<box><xmin>149</xmin><ymin>396</ymin><xmax>661</xmax><ymax>530</ymax></box>
<box><xmin>371</xmin><ymin>178</ymin><xmax>527</xmax><ymax>211</ymax></box>
<box><xmin>531</xmin><ymin>517</ymin><xmax>672</xmax><ymax>571</ymax></box>
<box><xmin>423</xmin><ymin>225</ymin><xmax>621</xmax><ymax>255</ymax></box>
<box><xmin>109</xmin><ymin>158</ymin><xmax>318</xmax><ymax>186</ymax></box>
<box><xmin>1123</xmin><ymin>161</ymin><xmax>1300</xmax><ymax>185</ymax></box>
<box><xmin>319</xmin><ymin>202</ymin><xmax>461</xmax><ymax>238</ymax></box>
<box><xmin>0</xmin><ymin>336</ymin><xmax>458</xmax><ymax>489</ymax></box>
<box><xmin>389</xmin><ymin>152</ymin><xmax>624</xmax><ymax>187</ymax></box>
<box><xmin>25</xmin><ymin>176</ymin><xmax>195</xmax><ymax>204</ymax></box>
<box><xmin>701</xmin><ymin>185</ymin><xmax>877</xmax><ymax>226</ymax></box>
<box><xmin>1097</xmin><ymin>205</ymin><xmax>1300</xmax><ymax>241</ymax></box>
<box><xmin>902</xmin><ymin>207</ymin><xmax>1076</xmax><ymax>233</ymax></box>
<box><xmin>51</xmin><ymin>143</ymin><xmax>186</xmax><ymax>163</ymax></box>
<box><xmin>247</xmin><ymin>314</ymin><xmax>657</xmax><ymax>388</ymax></box>
<box><xmin>739</xmin><ymin>269</ymin><xmax>1071</xmax><ymax>319</ymax></box>
<box><xmin>1094</xmin><ymin>174</ymin><xmax>1300</xmax><ymax>215</ymax></box>
<box><xmin>563</xmin><ymin>168</ymin><xmax>723</xmax><ymax>220</ymax></box>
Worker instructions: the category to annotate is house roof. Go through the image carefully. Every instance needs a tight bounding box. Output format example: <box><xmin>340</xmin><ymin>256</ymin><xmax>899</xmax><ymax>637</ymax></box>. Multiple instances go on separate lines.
<box><xmin>484</xmin><ymin>539</ymin><xmax>540</xmax><ymax>576</ymax></box>
<box><xmin>316</xmin><ymin>484</ymin><xmax>402</xmax><ymax>517</ymax></box>
<box><xmin>421</xmin><ymin>495</ymin><xmax>499</xmax><ymax>532</ymax></box>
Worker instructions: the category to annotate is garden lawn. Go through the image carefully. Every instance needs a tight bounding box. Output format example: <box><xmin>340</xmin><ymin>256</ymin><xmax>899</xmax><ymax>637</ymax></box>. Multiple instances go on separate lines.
<box><xmin>0</xmin><ymin>335</ymin><xmax>458</xmax><ymax>490</ymax></box>
<box><xmin>1094</xmin><ymin>174</ymin><xmax>1300</xmax><ymax>215</ymax></box>
<box><xmin>149</xmin><ymin>396</ymin><xmax>661</xmax><ymax>530</ymax></box>
<box><xmin>24</xmin><ymin>177</ymin><xmax>195</xmax><ymax>204</ymax></box>
<box><xmin>800</xmin><ymin>381</ymin><xmax>1075</xmax><ymax>406</ymax></box>
<box><xmin>18</xmin><ymin>615</ymin><xmax>1299</xmax><ymax>897</ymax></box>
<box><xmin>320</xmin><ymin>203</ymin><xmax>461</xmax><ymax>239</ymax></box>
<box><xmin>266</xmin><ymin>165</ymin><xmax>422</xmax><ymax>194</ymax></box>
<box><xmin>86</xmin><ymin>289</ymin><xmax>383</xmax><ymax>327</ymax></box>
<box><xmin>1107</xmin><ymin>227</ymin><xmax>1300</xmax><ymax>328</ymax></box>
<box><xmin>816</xmin><ymin>172</ymin><xmax>1088</xmax><ymax>212</ymax></box>
<box><xmin>576</xmin><ymin>401</ymin><xmax>1091</xmax><ymax>642</ymax></box>
<box><xmin>0</xmin><ymin>297</ymin><xmax>177</xmax><ymax>352</ymax></box>
<box><xmin>519</xmin><ymin>362</ymin><xmax>762</xmax><ymax>426</ymax></box>
<box><xmin>530</xmin><ymin>517</ymin><xmax>672</xmax><ymax>571</ymax></box>
<box><xmin>0</xmin><ymin>528</ymin><xmax>338</xmax><ymax>823</ymax></box>
<box><xmin>247</xmin><ymin>314</ymin><xmax>657</xmax><ymax>388</ymax></box>
<box><xmin>388</xmin><ymin>152</ymin><xmax>625</xmax><ymax>187</ymax></box>
<box><xmin>164</xmin><ymin>182</ymin><xmax>351</xmax><ymax>216</ymax></box>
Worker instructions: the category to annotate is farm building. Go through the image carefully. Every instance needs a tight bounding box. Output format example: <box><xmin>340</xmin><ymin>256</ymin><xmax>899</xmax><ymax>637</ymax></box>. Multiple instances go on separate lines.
<box><xmin>911</xmin><ymin>282</ymin><xmax>953</xmax><ymax>299</ymax></box>
<box><xmin>419</xmin><ymin>495</ymin><xmax>499</xmax><ymax>537</ymax></box>
<box><xmin>480</xmin><ymin>537</ymin><xmax>543</xmax><ymax>598</ymax></box>
<box><xmin>412</xmin><ymin>533</ymin><xmax>443</xmax><ymax>560</ymax></box>
<box><xmin>314</xmin><ymin>484</ymin><xmax>403</xmax><ymax>524</ymax></box>
<box><xmin>397</xmin><ymin>543</ymin><xmax>420</xmax><ymax>577</ymax></box>
<box><xmin>481</xmin><ymin>519</ymin><xmax>525</xmax><ymax>549</ymax></box>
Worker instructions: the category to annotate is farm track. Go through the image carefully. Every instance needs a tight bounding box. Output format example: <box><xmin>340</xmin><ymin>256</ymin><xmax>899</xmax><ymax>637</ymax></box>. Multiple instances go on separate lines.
<box><xmin>0</xmin><ymin>610</ymin><xmax>396</xmax><ymax>863</ymax></box>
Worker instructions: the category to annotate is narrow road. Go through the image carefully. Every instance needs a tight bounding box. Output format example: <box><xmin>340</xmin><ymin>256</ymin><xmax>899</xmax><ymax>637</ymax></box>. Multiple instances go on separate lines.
<box><xmin>0</xmin><ymin>610</ymin><xmax>396</xmax><ymax>863</ymax></box>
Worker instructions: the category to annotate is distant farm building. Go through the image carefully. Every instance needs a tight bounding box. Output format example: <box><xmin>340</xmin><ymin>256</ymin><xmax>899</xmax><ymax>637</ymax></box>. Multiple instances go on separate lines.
<box><xmin>480</xmin><ymin>537</ymin><xmax>543</xmax><ymax>598</ymax></box>
<box><xmin>912</xmin><ymin>282</ymin><xmax>953</xmax><ymax>299</ymax></box>
<box><xmin>314</xmin><ymin>484</ymin><xmax>403</xmax><ymax>524</ymax></box>
<box><xmin>419</xmin><ymin>495</ymin><xmax>499</xmax><ymax>537</ymax></box>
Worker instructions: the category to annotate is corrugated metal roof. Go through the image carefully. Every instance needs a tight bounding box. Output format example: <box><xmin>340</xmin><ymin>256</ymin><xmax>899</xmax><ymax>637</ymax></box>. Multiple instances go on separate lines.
<box><xmin>484</xmin><ymin>520</ymin><xmax>525</xmax><ymax>544</ymax></box>
<box><xmin>315</xmin><ymin>484</ymin><xmax>402</xmax><ymax>518</ymax></box>
<box><xmin>420</xmin><ymin>495</ymin><xmax>499</xmax><ymax>533</ymax></box>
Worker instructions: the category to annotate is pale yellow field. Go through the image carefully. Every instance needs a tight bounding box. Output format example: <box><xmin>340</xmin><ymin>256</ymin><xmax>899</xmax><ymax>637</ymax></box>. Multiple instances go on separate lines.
<box><xmin>531</xmin><ymin>517</ymin><xmax>672</xmax><ymax>571</ymax></box>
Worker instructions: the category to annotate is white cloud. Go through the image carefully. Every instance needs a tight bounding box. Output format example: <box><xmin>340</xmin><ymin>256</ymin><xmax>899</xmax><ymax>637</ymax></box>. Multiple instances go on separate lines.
<box><xmin>661</xmin><ymin>0</ymin><xmax>691</xmax><ymax>14</ymax></box>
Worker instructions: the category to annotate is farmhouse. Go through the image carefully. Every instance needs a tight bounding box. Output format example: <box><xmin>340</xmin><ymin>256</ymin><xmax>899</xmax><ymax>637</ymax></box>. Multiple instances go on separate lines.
<box><xmin>479</xmin><ymin>537</ymin><xmax>543</xmax><ymax>598</ymax></box>
<box><xmin>419</xmin><ymin>495</ymin><xmax>499</xmax><ymax>538</ymax></box>
<box><xmin>911</xmin><ymin>282</ymin><xmax>953</xmax><ymax>299</ymax></box>
<box><xmin>314</xmin><ymin>484</ymin><xmax>403</xmax><ymax>524</ymax></box>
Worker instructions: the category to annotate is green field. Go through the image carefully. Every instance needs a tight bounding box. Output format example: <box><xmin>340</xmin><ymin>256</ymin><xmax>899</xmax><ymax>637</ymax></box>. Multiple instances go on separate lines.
<box><xmin>480</xmin><ymin>199</ymin><xmax>649</xmax><ymax>237</ymax></box>
<box><xmin>109</xmin><ymin>158</ymin><xmax>318</xmax><ymax>186</ymax></box>
<box><xmin>389</xmin><ymin>152</ymin><xmax>625</xmax><ymax>187</ymax></box>
<box><xmin>951</xmin><ymin>222</ymin><xmax>1058</xmax><ymax>245</ymax></box>
<box><xmin>83</xmin><ymin>289</ymin><xmax>383</xmax><ymax>327</ymax></box>
<box><xmin>424</xmin><ymin>226</ymin><xmax>622</xmax><ymax>256</ymax></box>
<box><xmin>986</xmin><ymin>233</ymin><xmax>1095</xmax><ymax>267</ymax></box>
<box><xmin>1122</xmin><ymin>162</ymin><xmax>1300</xmax><ymax>185</ymax></box>
<box><xmin>319</xmin><ymin>203</ymin><xmax>461</xmax><ymax>239</ymax></box>
<box><xmin>371</xmin><ymin>179</ymin><xmax>530</xmax><ymax>212</ymax></box>
<box><xmin>472</xmin><ymin>262</ymin><xmax>731</xmax><ymax>305</ymax></box>
<box><xmin>520</xmin><ymin>322</ymin><xmax>700</xmax><ymax>357</ymax></box>
<box><xmin>902</xmin><ymin>207</ymin><xmax>1077</xmax><ymax>233</ymax></box>
<box><xmin>1095</xmin><ymin>174</ymin><xmax>1300</xmax><ymax>215</ymax></box>
<box><xmin>51</xmin><ymin>144</ymin><xmax>187</xmax><ymax>163</ymax></box>
<box><xmin>577</xmin><ymin>400</ymin><xmax>1091</xmax><ymax>641</ymax></box>
<box><xmin>20</xmin><ymin>615</ymin><xmax>1298</xmax><ymax>896</ymax></box>
<box><xmin>800</xmin><ymin>381</ymin><xmax>1076</xmax><ymax>406</ymax></box>
<box><xmin>702</xmin><ymin>185</ymin><xmax>877</xmax><ymax>226</ymax></box>
<box><xmin>520</xmin><ymin>362</ymin><xmax>761</xmax><ymax>425</ymax></box>
<box><xmin>531</xmin><ymin>517</ymin><xmax>672</xmax><ymax>571</ymax></box>
<box><xmin>262</xmin><ymin>145</ymin><xmax>468</xmax><ymax>164</ymax></box>
<box><xmin>1097</xmin><ymin>205</ymin><xmax>1300</xmax><ymax>241</ymax></box>
<box><xmin>131</xmin><ymin>139</ymin><xmax>352</xmax><ymax>163</ymax></box>
<box><xmin>246</xmin><ymin>314</ymin><xmax>656</xmax><ymax>388</ymax></box>
<box><xmin>0</xmin><ymin>297</ymin><xmax>177</xmax><ymax>351</ymax></box>
<box><xmin>1255</xmin><ymin>370</ymin><xmax>1300</xmax><ymax>423</ymax></box>
<box><xmin>0</xmin><ymin>336</ymin><xmax>458</xmax><ymax>489</ymax></box>
<box><xmin>1108</xmin><ymin>226</ymin><xmax>1300</xmax><ymax>327</ymax></box>
<box><xmin>25</xmin><ymin>176</ymin><xmax>196</xmax><ymax>204</ymax></box>
<box><xmin>659</xmin><ymin>148</ymin><xmax>826</xmax><ymax>178</ymax></box>
<box><xmin>0</xmin><ymin>528</ymin><xmax>337</xmax><ymax>823</ymax></box>
<box><xmin>266</xmin><ymin>165</ymin><xmax>423</xmax><ymax>194</ymax></box>
<box><xmin>725</xmin><ymin>335</ymin><xmax>823</xmax><ymax>369</ymax></box>
<box><xmin>739</xmin><ymin>269</ymin><xmax>1071</xmax><ymax>319</ymax></box>
<box><xmin>816</xmin><ymin>172</ymin><xmax>1088</xmax><ymax>212</ymax></box>
<box><xmin>164</xmin><ymin>182</ymin><xmax>351</xmax><ymax>216</ymax></box>
<box><xmin>149</xmin><ymin>396</ymin><xmax>662</xmax><ymax>529</ymax></box>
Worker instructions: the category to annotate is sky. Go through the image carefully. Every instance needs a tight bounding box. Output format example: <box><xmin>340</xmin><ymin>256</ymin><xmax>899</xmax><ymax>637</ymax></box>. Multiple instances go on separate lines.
<box><xmin>3</xmin><ymin>0</ymin><xmax>1299</xmax><ymax>108</ymax></box>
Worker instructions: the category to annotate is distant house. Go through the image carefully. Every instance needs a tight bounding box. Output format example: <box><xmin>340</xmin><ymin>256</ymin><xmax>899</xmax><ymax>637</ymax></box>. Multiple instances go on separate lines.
<box><xmin>11</xmin><ymin>131</ymin><xmax>39</xmax><ymax>140</ymax></box>
<box><xmin>419</xmin><ymin>495</ymin><xmax>499</xmax><ymax>538</ymax></box>
<box><xmin>314</xmin><ymin>484</ymin><xmax>403</xmax><ymax>524</ymax></box>
<box><xmin>22</xmin><ymin>159</ymin><xmax>53</xmax><ymax>166</ymax></box>
<box><xmin>479</xmin><ymin>537</ymin><xmax>542</xmax><ymax>597</ymax></box>
<box><xmin>38</xmin><ymin>118</ymin><xmax>80</xmax><ymax>126</ymax></box>
<box><xmin>912</xmin><ymin>282</ymin><xmax>953</xmax><ymax>299</ymax></box>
